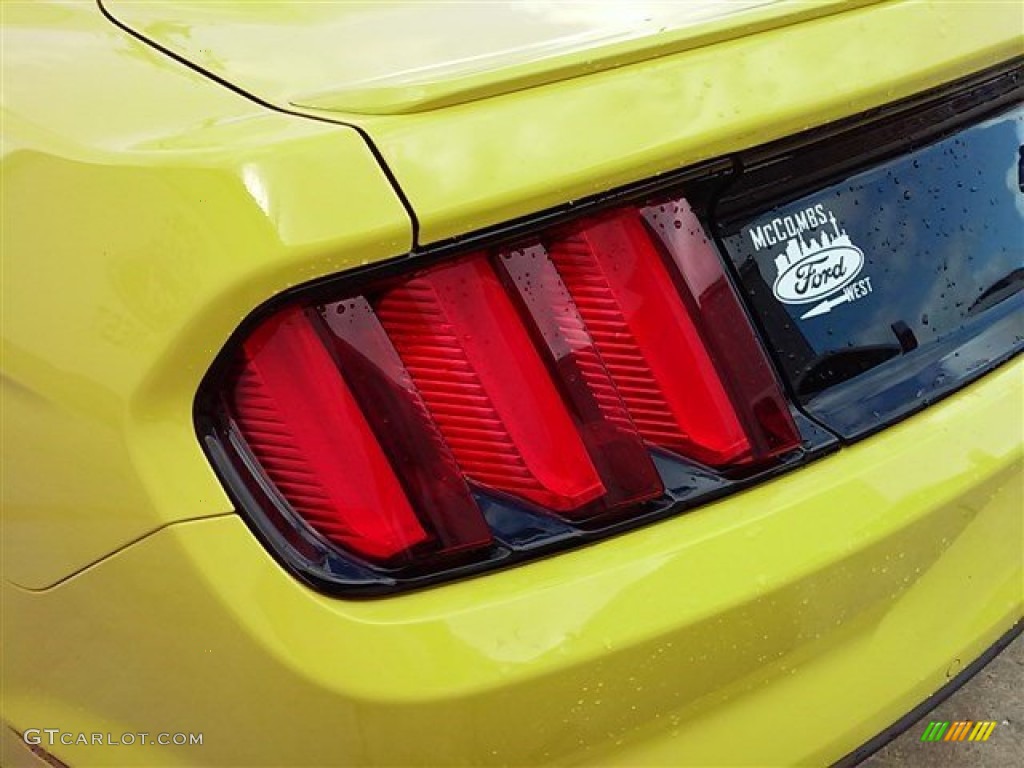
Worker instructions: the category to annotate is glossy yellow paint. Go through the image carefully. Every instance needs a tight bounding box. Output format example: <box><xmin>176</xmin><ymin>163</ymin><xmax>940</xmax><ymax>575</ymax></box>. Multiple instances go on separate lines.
<box><xmin>2</xmin><ymin>1</ymin><xmax>1022</xmax><ymax>766</ymax></box>
<box><xmin>103</xmin><ymin>1</ymin><xmax>1023</xmax><ymax>243</ymax></box>
<box><xmin>1</xmin><ymin>0</ymin><xmax>413</xmax><ymax>587</ymax></box>
<box><xmin>341</xmin><ymin>0</ymin><xmax>1023</xmax><ymax>244</ymax></box>
<box><xmin>3</xmin><ymin>360</ymin><xmax>1021</xmax><ymax>766</ymax></box>
<box><xmin>102</xmin><ymin>0</ymin><xmax>869</xmax><ymax>115</ymax></box>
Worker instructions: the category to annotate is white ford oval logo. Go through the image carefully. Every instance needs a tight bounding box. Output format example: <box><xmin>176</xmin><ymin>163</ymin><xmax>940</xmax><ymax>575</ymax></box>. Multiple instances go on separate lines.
<box><xmin>772</xmin><ymin>245</ymin><xmax>865</xmax><ymax>304</ymax></box>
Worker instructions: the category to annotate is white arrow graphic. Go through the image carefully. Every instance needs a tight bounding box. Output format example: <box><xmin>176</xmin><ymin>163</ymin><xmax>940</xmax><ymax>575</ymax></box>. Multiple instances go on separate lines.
<box><xmin>800</xmin><ymin>293</ymin><xmax>850</xmax><ymax>319</ymax></box>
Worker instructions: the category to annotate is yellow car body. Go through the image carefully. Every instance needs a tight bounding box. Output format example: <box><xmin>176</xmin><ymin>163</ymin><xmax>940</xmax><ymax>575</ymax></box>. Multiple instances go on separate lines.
<box><xmin>1</xmin><ymin>1</ymin><xmax>1021</xmax><ymax>765</ymax></box>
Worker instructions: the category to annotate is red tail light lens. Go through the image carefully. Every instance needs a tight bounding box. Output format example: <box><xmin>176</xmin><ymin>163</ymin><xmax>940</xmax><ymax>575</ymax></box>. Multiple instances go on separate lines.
<box><xmin>496</xmin><ymin>244</ymin><xmax>664</xmax><ymax>515</ymax></box>
<box><xmin>209</xmin><ymin>193</ymin><xmax>805</xmax><ymax>591</ymax></box>
<box><xmin>375</xmin><ymin>258</ymin><xmax>605</xmax><ymax>515</ymax></box>
<box><xmin>547</xmin><ymin>209</ymin><xmax>752</xmax><ymax>466</ymax></box>
<box><xmin>644</xmin><ymin>199</ymin><xmax>800</xmax><ymax>458</ymax></box>
<box><xmin>232</xmin><ymin>308</ymin><xmax>429</xmax><ymax>563</ymax></box>
<box><xmin>317</xmin><ymin>297</ymin><xmax>494</xmax><ymax>556</ymax></box>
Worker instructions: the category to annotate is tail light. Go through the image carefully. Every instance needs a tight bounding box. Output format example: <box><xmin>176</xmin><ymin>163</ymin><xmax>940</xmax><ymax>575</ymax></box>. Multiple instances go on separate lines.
<box><xmin>547</xmin><ymin>208</ymin><xmax>751</xmax><ymax>465</ymax></box>
<box><xmin>202</xmin><ymin>194</ymin><xmax>806</xmax><ymax>593</ymax></box>
<box><xmin>374</xmin><ymin>259</ymin><xmax>608</xmax><ymax>516</ymax></box>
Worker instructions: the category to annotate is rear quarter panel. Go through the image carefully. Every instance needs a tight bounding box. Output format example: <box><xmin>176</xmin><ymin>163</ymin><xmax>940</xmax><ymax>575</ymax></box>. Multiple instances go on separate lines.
<box><xmin>0</xmin><ymin>0</ymin><xmax>412</xmax><ymax>588</ymax></box>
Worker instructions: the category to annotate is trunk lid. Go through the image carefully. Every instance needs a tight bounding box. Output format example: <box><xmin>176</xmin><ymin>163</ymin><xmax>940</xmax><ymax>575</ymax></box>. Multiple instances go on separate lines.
<box><xmin>100</xmin><ymin>0</ymin><xmax>859</xmax><ymax>115</ymax></box>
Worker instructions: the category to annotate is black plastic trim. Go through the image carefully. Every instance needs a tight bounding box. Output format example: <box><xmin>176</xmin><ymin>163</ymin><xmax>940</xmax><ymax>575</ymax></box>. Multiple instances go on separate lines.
<box><xmin>716</xmin><ymin>57</ymin><xmax>1023</xmax><ymax>225</ymax></box>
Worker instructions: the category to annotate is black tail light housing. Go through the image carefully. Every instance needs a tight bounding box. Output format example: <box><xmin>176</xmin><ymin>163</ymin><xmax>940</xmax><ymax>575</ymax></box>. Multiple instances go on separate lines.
<box><xmin>197</xmin><ymin>170</ymin><xmax>836</xmax><ymax>596</ymax></box>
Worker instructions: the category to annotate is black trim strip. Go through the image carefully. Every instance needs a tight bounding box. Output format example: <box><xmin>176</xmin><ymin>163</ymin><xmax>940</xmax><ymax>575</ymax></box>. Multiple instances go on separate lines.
<box><xmin>717</xmin><ymin>57</ymin><xmax>1023</xmax><ymax>224</ymax></box>
<box><xmin>833</xmin><ymin>618</ymin><xmax>1024</xmax><ymax>768</ymax></box>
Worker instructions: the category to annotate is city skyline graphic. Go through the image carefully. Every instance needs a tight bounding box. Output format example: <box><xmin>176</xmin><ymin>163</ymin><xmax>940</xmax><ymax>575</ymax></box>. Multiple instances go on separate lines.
<box><xmin>773</xmin><ymin>211</ymin><xmax>853</xmax><ymax>277</ymax></box>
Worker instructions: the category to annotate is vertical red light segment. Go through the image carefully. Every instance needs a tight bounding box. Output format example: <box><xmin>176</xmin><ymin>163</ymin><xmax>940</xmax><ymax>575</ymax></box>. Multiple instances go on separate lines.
<box><xmin>496</xmin><ymin>244</ymin><xmax>663</xmax><ymax>514</ymax></box>
<box><xmin>374</xmin><ymin>257</ymin><xmax>605</xmax><ymax>513</ymax></box>
<box><xmin>231</xmin><ymin>308</ymin><xmax>429</xmax><ymax>563</ymax></box>
<box><xmin>318</xmin><ymin>297</ymin><xmax>493</xmax><ymax>554</ymax></box>
<box><xmin>642</xmin><ymin>199</ymin><xmax>800</xmax><ymax>458</ymax></box>
<box><xmin>548</xmin><ymin>209</ymin><xmax>751</xmax><ymax>466</ymax></box>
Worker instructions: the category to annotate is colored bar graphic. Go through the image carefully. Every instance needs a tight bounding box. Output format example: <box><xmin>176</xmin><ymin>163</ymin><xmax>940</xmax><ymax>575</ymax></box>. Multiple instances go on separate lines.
<box><xmin>969</xmin><ymin>722</ymin><xmax>998</xmax><ymax>741</ymax></box>
<box><xmin>945</xmin><ymin>721</ymin><xmax>971</xmax><ymax>741</ymax></box>
<box><xmin>921</xmin><ymin>722</ymin><xmax>949</xmax><ymax>741</ymax></box>
<box><xmin>922</xmin><ymin>720</ymin><xmax>997</xmax><ymax>742</ymax></box>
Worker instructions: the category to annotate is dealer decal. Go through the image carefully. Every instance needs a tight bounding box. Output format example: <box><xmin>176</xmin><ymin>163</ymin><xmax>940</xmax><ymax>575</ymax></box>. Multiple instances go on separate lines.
<box><xmin>749</xmin><ymin>204</ymin><xmax>874</xmax><ymax>319</ymax></box>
